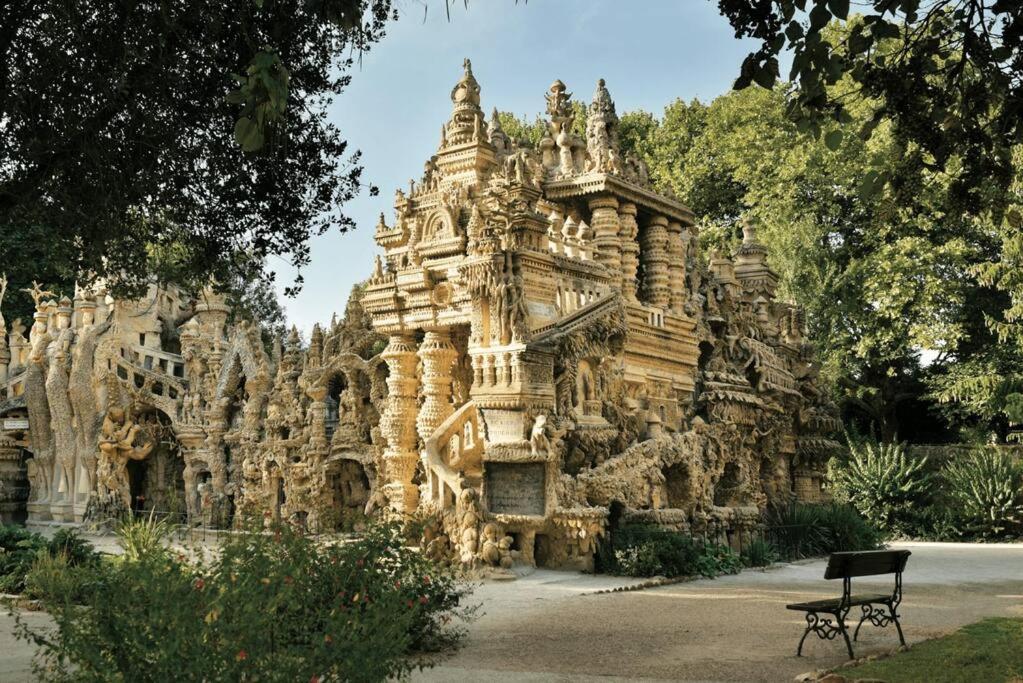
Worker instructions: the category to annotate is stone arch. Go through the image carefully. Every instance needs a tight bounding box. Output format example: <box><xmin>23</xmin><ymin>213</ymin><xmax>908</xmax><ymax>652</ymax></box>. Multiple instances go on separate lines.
<box><xmin>126</xmin><ymin>406</ymin><xmax>185</xmax><ymax>515</ymax></box>
<box><xmin>714</xmin><ymin>460</ymin><xmax>743</xmax><ymax>507</ymax></box>
<box><xmin>325</xmin><ymin>455</ymin><xmax>372</xmax><ymax>530</ymax></box>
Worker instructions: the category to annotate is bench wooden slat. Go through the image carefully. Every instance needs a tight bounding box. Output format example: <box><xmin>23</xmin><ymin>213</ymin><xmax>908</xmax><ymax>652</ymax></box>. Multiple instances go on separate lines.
<box><xmin>786</xmin><ymin>593</ymin><xmax>891</xmax><ymax>612</ymax></box>
<box><xmin>823</xmin><ymin>549</ymin><xmax>911</xmax><ymax>579</ymax></box>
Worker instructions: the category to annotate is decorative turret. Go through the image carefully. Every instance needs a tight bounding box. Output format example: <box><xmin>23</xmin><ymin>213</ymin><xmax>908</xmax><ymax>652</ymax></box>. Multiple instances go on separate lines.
<box><xmin>488</xmin><ymin>108</ymin><xmax>509</xmax><ymax>153</ymax></box>
<box><xmin>444</xmin><ymin>58</ymin><xmax>485</xmax><ymax>147</ymax></box>
<box><xmin>732</xmin><ymin>218</ymin><xmax>778</xmax><ymax>298</ymax></box>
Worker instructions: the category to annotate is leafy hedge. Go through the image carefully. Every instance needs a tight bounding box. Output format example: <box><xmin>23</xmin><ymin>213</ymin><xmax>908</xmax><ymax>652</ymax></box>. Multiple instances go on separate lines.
<box><xmin>0</xmin><ymin>525</ymin><xmax>100</xmax><ymax>594</ymax></box>
<box><xmin>597</xmin><ymin>524</ymin><xmax>743</xmax><ymax>578</ymax></box>
<box><xmin>16</xmin><ymin>521</ymin><xmax>475</xmax><ymax>682</ymax></box>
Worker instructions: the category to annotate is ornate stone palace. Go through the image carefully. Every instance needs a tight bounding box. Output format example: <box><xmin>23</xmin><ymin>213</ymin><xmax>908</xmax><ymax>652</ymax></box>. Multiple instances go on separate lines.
<box><xmin>0</xmin><ymin>61</ymin><xmax>841</xmax><ymax>569</ymax></box>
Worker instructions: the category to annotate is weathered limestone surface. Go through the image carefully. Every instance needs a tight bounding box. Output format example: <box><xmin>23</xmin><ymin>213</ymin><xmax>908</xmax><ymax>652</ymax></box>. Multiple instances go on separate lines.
<box><xmin>0</xmin><ymin>61</ymin><xmax>841</xmax><ymax>571</ymax></box>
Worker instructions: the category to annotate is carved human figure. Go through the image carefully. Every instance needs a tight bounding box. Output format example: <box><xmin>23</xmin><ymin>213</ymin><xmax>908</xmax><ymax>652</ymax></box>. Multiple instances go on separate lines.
<box><xmin>530</xmin><ymin>413</ymin><xmax>550</xmax><ymax>456</ymax></box>
<box><xmin>96</xmin><ymin>407</ymin><xmax>154</xmax><ymax>508</ymax></box>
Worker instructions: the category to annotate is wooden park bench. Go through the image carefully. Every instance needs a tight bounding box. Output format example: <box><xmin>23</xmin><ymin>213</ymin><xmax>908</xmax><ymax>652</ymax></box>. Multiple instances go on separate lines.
<box><xmin>786</xmin><ymin>549</ymin><xmax>910</xmax><ymax>659</ymax></box>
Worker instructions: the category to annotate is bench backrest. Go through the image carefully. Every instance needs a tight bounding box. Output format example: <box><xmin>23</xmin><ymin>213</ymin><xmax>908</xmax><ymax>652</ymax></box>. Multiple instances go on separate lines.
<box><xmin>823</xmin><ymin>549</ymin><xmax>911</xmax><ymax>580</ymax></box>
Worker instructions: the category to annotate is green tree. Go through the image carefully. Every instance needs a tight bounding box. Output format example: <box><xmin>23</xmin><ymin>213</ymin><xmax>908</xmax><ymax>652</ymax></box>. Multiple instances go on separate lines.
<box><xmin>1</xmin><ymin>1</ymin><xmax>395</xmax><ymax>303</ymax></box>
<box><xmin>718</xmin><ymin>0</ymin><xmax>1023</xmax><ymax>209</ymax></box>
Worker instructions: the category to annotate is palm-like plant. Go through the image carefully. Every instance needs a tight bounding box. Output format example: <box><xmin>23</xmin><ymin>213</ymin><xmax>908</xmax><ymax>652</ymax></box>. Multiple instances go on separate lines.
<box><xmin>832</xmin><ymin>437</ymin><xmax>933</xmax><ymax>533</ymax></box>
<box><xmin>116</xmin><ymin>511</ymin><xmax>173</xmax><ymax>562</ymax></box>
<box><xmin>942</xmin><ymin>449</ymin><xmax>1023</xmax><ymax>538</ymax></box>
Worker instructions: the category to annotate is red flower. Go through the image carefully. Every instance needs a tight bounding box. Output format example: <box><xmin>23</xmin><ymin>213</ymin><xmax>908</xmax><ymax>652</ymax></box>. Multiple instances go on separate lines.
<box><xmin>310</xmin><ymin>676</ymin><xmax>320</xmax><ymax>683</ymax></box>
<box><xmin>236</xmin><ymin>649</ymin><xmax>248</xmax><ymax>662</ymax></box>
<box><xmin>193</xmin><ymin>578</ymin><xmax>205</xmax><ymax>591</ymax></box>
<box><xmin>406</xmin><ymin>600</ymin><xmax>414</xmax><ymax>609</ymax></box>
<box><xmin>419</xmin><ymin>595</ymin><xmax>429</xmax><ymax>605</ymax></box>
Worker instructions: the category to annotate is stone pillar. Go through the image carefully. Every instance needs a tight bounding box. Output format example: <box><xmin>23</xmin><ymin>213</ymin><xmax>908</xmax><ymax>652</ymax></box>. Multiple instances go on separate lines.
<box><xmin>416</xmin><ymin>329</ymin><xmax>457</xmax><ymax>442</ymax></box>
<box><xmin>619</xmin><ymin>202</ymin><xmax>640</xmax><ymax>302</ymax></box>
<box><xmin>640</xmin><ymin>215</ymin><xmax>670</xmax><ymax>309</ymax></box>
<box><xmin>380</xmin><ymin>334</ymin><xmax>421</xmax><ymax>513</ymax></box>
<box><xmin>667</xmin><ymin>220</ymin><xmax>686</xmax><ymax>314</ymax></box>
<box><xmin>589</xmin><ymin>196</ymin><xmax>621</xmax><ymax>290</ymax></box>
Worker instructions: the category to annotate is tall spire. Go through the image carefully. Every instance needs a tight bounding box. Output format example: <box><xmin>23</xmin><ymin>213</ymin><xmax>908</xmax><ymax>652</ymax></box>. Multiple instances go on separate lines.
<box><xmin>445</xmin><ymin>58</ymin><xmax>484</xmax><ymax>146</ymax></box>
<box><xmin>586</xmin><ymin>78</ymin><xmax>621</xmax><ymax>173</ymax></box>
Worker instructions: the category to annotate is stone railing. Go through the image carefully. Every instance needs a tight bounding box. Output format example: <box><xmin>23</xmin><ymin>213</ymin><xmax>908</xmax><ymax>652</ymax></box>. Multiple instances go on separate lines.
<box><xmin>422</xmin><ymin>400</ymin><xmax>483</xmax><ymax>509</ymax></box>
<box><xmin>130</xmin><ymin>344</ymin><xmax>187</xmax><ymax>379</ymax></box>
<box><xmin>113</xmin><ymin>346</ymin><xmax>188</xmax><ymax>404</ymax></box>
<box><xmin>1</xmin><ymin>369</ymin><xmax>26</xmax><ymax>401</ymax></box>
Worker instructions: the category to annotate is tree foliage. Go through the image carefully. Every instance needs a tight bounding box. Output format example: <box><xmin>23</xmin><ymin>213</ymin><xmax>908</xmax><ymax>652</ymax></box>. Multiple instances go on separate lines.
<box><xmin>0</xmin><ymin>0</ymin><xmax>396</xmax><ymax>305</ymax></box>
<box><xmin>719</xmin><ymin>0</ymin><xmax>1023</xmax><ymax>208</ymax></box>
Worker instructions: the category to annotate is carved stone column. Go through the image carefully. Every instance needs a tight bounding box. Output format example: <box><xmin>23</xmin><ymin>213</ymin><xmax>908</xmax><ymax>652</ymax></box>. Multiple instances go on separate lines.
<box><xmin>589</xmin><ymin>196</ymin><xmax>621</xmax><ymax>289</ymax></box>
<box><xmin>619</xmin><ymin>202</ymin><xmax>640</xmax><ymax>302</ymax></box>
<box><xmin>416</xmin><ymin>329</ymin><xmax>457</xmax><ymax>442</ymax></box>
<box><xmin>667</xmin><ymin>220</ymin><xmax>687</xmax><ymax>314</ymax></box>
<box><xmin>380</xmin><ymin>334</ymin><xmax>420</xmax><ymax>512</ymax></box>
<box><xmin>640</xmin><ymin>215</ymin><xmax>670</xmax><ymax>309</ymax></box>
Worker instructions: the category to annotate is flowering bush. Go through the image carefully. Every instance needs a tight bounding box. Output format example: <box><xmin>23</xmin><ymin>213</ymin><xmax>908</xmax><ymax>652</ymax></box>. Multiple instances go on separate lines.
<box><xmin>16</xmin><ymin>522</ymin><xmax>474</xmax><ymax>682</ymax></box>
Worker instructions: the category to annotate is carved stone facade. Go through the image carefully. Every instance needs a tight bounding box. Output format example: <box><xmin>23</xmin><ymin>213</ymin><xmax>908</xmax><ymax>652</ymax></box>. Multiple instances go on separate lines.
<box><xmin>0</xmin><ymin>61</ymin><xmax>841</xmax><ymax>571</ymax></box>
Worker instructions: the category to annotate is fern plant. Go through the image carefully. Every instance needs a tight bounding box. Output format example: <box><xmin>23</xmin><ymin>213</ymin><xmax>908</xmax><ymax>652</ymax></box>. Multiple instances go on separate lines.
<box><xmin>942</xmin><ymin>449</ymin><xmax>1023</xmax><ymax>538</ymax></box>
<box><xmin>831</xmin><ymin>437</ymin><xmax>933</xmax><ymax>534</ymax></box>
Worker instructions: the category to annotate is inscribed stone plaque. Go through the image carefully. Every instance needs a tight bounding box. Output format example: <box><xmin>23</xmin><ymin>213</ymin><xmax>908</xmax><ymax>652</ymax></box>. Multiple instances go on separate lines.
<box><xmin>486</xmin><ymin>462</ymin><xmax>546</xmax><ymax>516</ymax></box>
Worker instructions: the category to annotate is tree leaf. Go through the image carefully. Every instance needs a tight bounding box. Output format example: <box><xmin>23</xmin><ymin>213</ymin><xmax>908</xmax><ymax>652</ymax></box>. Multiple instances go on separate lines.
<box><xmin>234</xmin><ymin>117</ymin><xmax>264</xmax><ymax>152</ymax></box>
<box><xmin>825</xmin><ymin>128</ymin><xmax>844</xmax><ymax>150</ymax></box>
<box><xmin>827</xmin><ymin>0</ymin><xmax>849</xmax><ymax>20</ymax></box>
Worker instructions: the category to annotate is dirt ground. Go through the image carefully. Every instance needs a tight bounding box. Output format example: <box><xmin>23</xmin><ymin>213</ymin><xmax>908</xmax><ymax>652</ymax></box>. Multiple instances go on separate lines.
<box><xmin>3</xmin><ymin>542</ymin><xmax>1022</xmax><ymax>682</ymax></box>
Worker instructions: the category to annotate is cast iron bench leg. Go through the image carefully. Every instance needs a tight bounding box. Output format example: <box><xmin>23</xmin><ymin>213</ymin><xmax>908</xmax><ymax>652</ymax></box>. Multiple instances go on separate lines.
<box><xmin>889</xmin><ymin>604</ymin><xmax>907</xmax><ymax>647</ymax></box>
<box><xmin>796</xmin><ymin>612</ymin><xmax>816</xmax><ymax>656</ymax></box>
<box><xmin>837</xmin><ymin>613</ymin><xmax>854</xmax><ymax>660</ymax></box>
<box><xmin>854</xmin><ymin>605</ymin><xmax>870</xmax><ymax>641</ymax></box>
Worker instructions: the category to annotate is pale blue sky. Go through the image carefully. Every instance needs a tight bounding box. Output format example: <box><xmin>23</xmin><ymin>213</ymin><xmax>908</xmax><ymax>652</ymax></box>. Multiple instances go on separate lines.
<box><xmin>275</xmin><ymin>0</ymin><xmax>764</xmax><ymax>332</ymax></box>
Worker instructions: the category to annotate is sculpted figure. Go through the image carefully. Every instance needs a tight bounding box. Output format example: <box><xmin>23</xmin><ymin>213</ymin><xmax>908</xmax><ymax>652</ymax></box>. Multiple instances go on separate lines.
<box><xmin>530</xmin><ymin>413</ymin><xmax>550</xmax><ymax>456</ymax></box>
<box><xmin>96</xmin><ymin>407</ymin><xmax>154</xmax><ymax>508</ymax></box>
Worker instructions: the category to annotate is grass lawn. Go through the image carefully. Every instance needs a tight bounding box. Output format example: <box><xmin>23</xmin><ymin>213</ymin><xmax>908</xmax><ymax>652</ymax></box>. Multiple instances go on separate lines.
<box><xmin>842</xmin><ymin>617</ymin><xmax>1023</xmax><ymax>682</ymax></box>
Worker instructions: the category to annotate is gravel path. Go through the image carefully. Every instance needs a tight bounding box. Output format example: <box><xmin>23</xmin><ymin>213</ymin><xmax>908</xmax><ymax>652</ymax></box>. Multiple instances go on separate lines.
<box><xmin>3</xmin><ymin>543</ymin><xmax>1021</xmax><ymax>682</ymax></box>
<box><xmin>413</xmin><ymin>543</ymin><xmax>1023</xmax><ymax>682</ymax></box>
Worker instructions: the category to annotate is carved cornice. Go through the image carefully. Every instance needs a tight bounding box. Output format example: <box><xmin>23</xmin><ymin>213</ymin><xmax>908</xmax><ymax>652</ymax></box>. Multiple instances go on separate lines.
<box><xmin>543</xmin><ymin>172</ymin><xmax>695</xmax><ymax>225</ymax></box>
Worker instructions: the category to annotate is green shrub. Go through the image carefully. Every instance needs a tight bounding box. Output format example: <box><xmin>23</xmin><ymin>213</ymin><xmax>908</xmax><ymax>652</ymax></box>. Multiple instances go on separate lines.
<box><xmin>23</xmin><ymin>551</ymin><xmax>98</xmax><ymax>603</ymax></box>
<box><xmin>942</xmin><ymin>449</ymin><xmax>1023</xmax><ymax>538</ymax></box>
<box><xmin>1</xmin><ymin>525</ymin><xmax>101</xmax><ymax>595</ymax></box>
<box><xmin>816</xmin><ymin>502</ymin><xmax>883</xmax><ymax>553</ymax></box>
<box><xmin>47</xmin><ymin>528</ymin><xmax>101</xmax><ymax>568</ymax></box>
<box><xmin>766</xmin><ymin>502</ymin><xmax>828</xmax><ymax>560</ymax></box>
<box><xmin>17</xmin><ymin>522</ymin><xmax>474</xmax><ymax>682</ymax></box>
<box><xmin>740</xmin><ymin>538</ymin><xmax>778</xmax><ymax>567</ymax></box>
<box><xmin>601</xmin><ymin>524</ymin><xmax>742</xmax><ymax>578</ymax></box>
<box><xmin>831</xmin><ymin>438</ymin><xmax>933</xmax><ymax>534</ymax></box>
<box><xmin>767</xmin><ymin>503</ymin><xmax>880</xmax><ymax>560</ymax></box>
<box><xmin>116</xmin><ymin>511</ymin><xmax>173</xmax><ymax>561</ymax></box>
